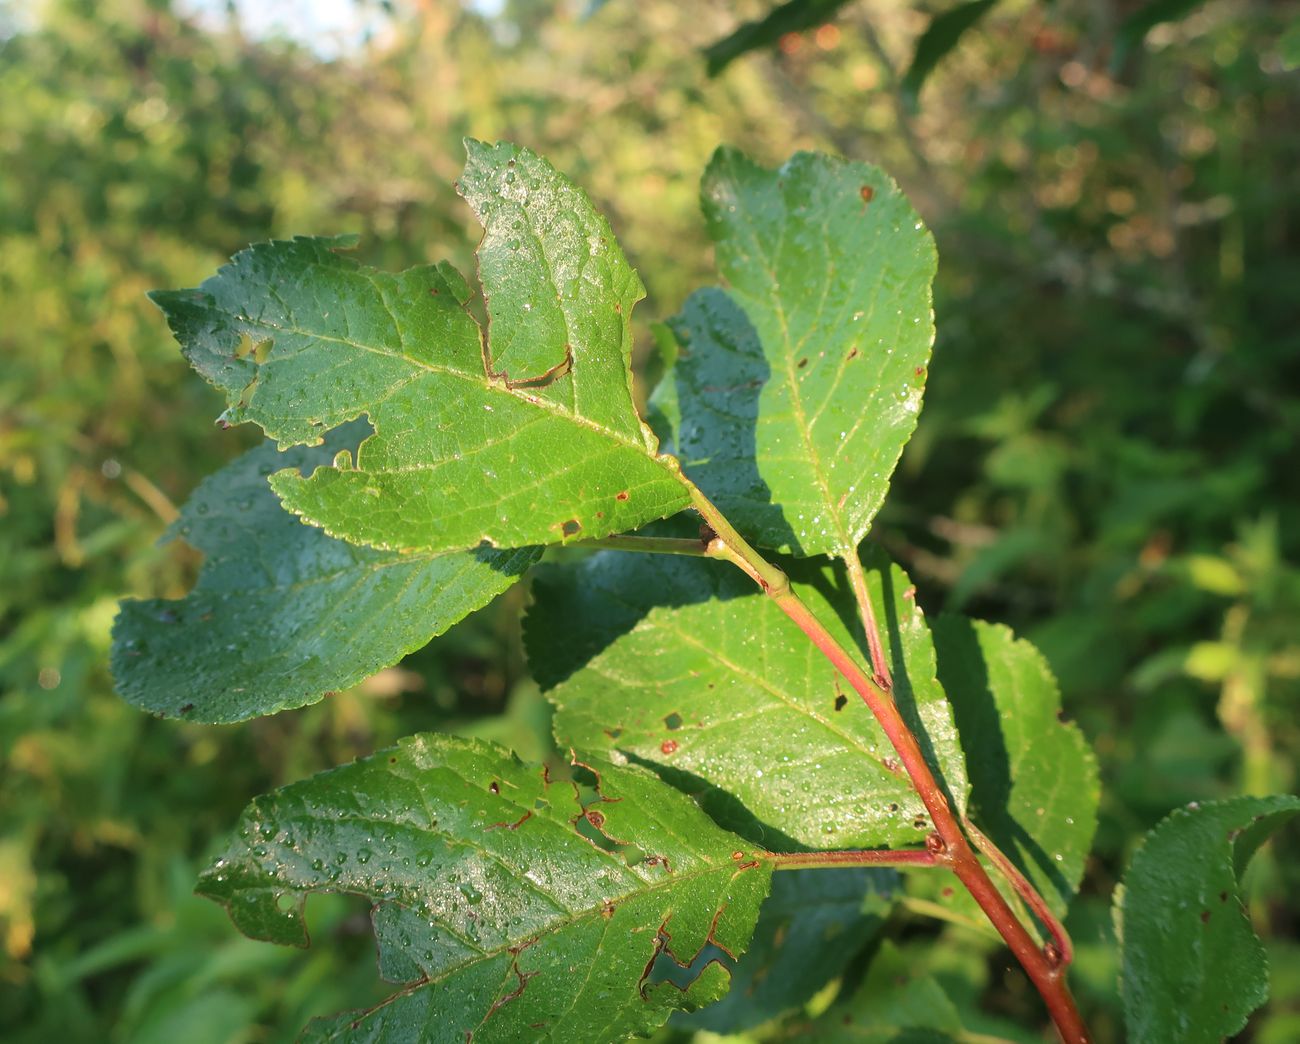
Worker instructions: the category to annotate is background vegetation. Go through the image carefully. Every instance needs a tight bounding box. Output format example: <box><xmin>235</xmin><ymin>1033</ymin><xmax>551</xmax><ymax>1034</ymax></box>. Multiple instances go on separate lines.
<box><xmin>2</xmin><ymin>0</ymin><xmax>1296</xmax><ymax>1039</ymax></box>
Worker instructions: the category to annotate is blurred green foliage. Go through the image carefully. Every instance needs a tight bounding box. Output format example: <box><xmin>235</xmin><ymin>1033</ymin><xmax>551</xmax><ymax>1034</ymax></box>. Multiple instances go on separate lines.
<box><xmin>1</xmin><ymin>0</ymin><xmax>1296</xmax><ymax>1039</ymax></box>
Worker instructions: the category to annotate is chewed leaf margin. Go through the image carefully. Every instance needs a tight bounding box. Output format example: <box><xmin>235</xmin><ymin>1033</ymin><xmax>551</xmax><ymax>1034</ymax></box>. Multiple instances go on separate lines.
<box><xmin>150</xmin><ymin>141</ymin><xmax>692</xmax><ymax>557</ymax></box>
<box><xmin>197</xmin><ymin>733</ymin><xmax>773</xmax><ymax>1042</ymax></box>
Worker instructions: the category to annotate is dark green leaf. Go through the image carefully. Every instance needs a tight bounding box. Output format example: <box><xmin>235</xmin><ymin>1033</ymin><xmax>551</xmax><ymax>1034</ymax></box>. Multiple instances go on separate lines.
<box><xmin>538</xmin><ymin>548</ymin><xmax>968</xmax><ymax>849</ymax></box>
<box><xmin>112</xmin><ymin>429</ymin><xmax>537</xmax><ymax>723</ymax></box>
<box><xmin>150</xmin><ymin>141</ymin><xmax>689</xmax><ymax>555</ymax></box>
<box><xmin>703</xmin><ymin>0</ymin><xmax>853</xmax><ymax>76</ymax></box>
<box><xmin>678</xmin><ymin>867</ymin><xmax>897</xmax><ymax>1033</ymax></box>
<box><xmin>198</xmin><ymin>734</ymin><xmax>772</xmax><ymax>1041</ymax></box>
<box><xmin>933</xmin><ymin>617</ymin><xmax>1098</xmax><ymax>916</ymax></box>
<box><xmin>662</xmin><ymin>149</ymin><xmax>936</xmax><ymax>557</ymax></box>
<box><xmin>1117</xmin><ymin>795</ymin><xmax>1300</xmax><ymax>1042</ymax></box>
<box><xmin>902</xmin><ymin>0</ymin><xmax>1000</xmax><ymax>101</ymax></box>
<box><xmin>1113</xmin><ymin>0</ymin><xmax>1209</xmax><ymax>68</ymax></box>
<box><xmin>797</xmin><ymin>940</ymin><xmax>967</xmax><ymax>1041</ymax></box>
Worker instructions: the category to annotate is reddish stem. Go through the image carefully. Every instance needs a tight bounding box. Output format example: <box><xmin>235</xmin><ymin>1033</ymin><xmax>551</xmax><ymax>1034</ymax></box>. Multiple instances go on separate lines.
<box><xmin>843</xmin><ymin>550</ymin><xmax>894</xmax><ymax>692</ymax></box>
<box><xmin>686</xmin><ymin>485</ymin><xmax>1090</xmax><ymax>1044</ymax></box>
<box><xmin>964</xmin><ymin>817</ymin><xmax>1074</xmax><ymax>967</ymax></box>
<box><xmin>767</xmin><ymin>847</ymin><xmax>938</xmax><ymax>871</ymax></box>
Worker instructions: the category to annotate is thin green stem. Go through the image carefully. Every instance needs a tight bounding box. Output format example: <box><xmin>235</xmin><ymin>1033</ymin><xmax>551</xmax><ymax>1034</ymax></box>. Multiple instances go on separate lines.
<box><xmin>575</xmin><ymin>534</ymin><xmax>715</xmax><ymax>556</ymax></box>
<box><xmin>683</xmin><ymin>481</ymin><xmax>1090</xmax><ymax>1044</ymax></box>
<box><xmin>899</xmin><ymin>896</ymin><xmax>998</xmax><ymax>938</ymax></box>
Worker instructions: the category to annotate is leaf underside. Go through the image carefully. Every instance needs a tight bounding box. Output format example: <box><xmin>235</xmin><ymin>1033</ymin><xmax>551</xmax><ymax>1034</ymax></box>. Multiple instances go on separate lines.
<box><xmin>150</xmin><ymin>140</ymin><xmax>689</xmax><ymax>556</ymax></box>
<box><xmin>111</xmin><ymin>427</ymin><xmax>537</xmax><ymax>724</ymax></box>
<box><xmin>677</xmin><ymin>866</ymin><xmax>898</xmax><ymax>1034</ymax></box>
<box><xmin>933</xmin><ymin>616</ymin><xmax>1099</xmax><ymax>917</ymax></box>
<box><xmin>198</xmin><ymin>734</ymin><xmax>772</xmax><ymax>1042</ymax></box>
<box><xmin>659</xmin><ymin>148</ymin><xmax>936</xmax><ymax>558</ymax></box>
<box><xmin>1117</xmin><ymin>795</ymin><xmax>1300</xmax><ymax>1043</ymax></box>
<box><xmin>534</xmin><ymin>547</ymin><xmax>969</xmax><ymax>850</ymax></box>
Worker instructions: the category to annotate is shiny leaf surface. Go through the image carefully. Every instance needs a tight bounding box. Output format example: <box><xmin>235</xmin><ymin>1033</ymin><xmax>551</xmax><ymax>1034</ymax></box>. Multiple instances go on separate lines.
<box><xmin>199</xmin><ymin>734</ymin><xmax>772</xmax><ymax>1041</ymax></box>
<box><xmin>537</xmin><ymin>548</ymin><xmax>968</xmax><ymax>849</ymax></box>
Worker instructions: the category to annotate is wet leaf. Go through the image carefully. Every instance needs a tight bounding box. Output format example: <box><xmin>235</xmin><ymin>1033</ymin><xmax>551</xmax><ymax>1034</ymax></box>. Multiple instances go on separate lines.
<box><xmin>933</xmin><ymin>617</ymin><xmax>1098</xmax><ymax>916</ymax></box>
<box><xmin>661</xmin><ymin>149</ymin><xmax>936</xmax><ymax>557</ymax></box>
<box><xmin>198</xmin><ymin>734</ymin><xmax>772</xmax><ymax>1042</ymax></box>
<box><xmin>112</xmin><ymin>428</ymin><xmax>537</xmax><ymax>723</ymax></box>
<box><xmin>1116</xmin><ymin>795</ymin><xmax>1300</xmax><ymax>1043</ymax></box>
<box><xmin>536</xmin><ymin>548</ymin><xmax>968</xmax><ymax>850</ymax></box>
<box><xmin>150</xmin><ymin>140</ymin><xmax>689</xmax><ymax>555</ymax></box>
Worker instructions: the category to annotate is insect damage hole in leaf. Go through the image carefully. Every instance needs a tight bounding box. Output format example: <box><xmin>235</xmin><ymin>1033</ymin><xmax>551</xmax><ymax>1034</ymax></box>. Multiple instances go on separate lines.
<box><xmin>197</xmin><ymin>734</ymin><xmax>772</xmax><ymax>1041</ymax></box>
<box><xmin>150</xmin><ymin>140</ymin><xmax>694</xmax><ymax>557</ymax></box>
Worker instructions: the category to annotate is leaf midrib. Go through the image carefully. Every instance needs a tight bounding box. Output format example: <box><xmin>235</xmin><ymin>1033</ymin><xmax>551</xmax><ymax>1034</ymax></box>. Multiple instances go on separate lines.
<box><xmin>721</xmin><ymin>171</ymin><xmax>853</xmax><ymax>555</ymax></box>
<box><xmin>238</xmin><ymin>314</ymin><xmax>664</xmax><ymax>462</ymax></box>
<box><xmin>300</xmin><ymin>849</ymin><xmax>752</xmax><ymax>1034</ymax></box>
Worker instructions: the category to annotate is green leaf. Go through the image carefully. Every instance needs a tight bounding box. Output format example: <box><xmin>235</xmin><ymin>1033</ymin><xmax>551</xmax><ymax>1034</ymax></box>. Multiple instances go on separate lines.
<box><xmin>678</xmin><ymin>867</ymin><xmax>897</xmax><ymax>1033</ymax></box>
<box><xmin>150</xmin><ymin>140</ymin><xmax>690</xmax><ymax>555</ymax></box>
<box><xmin>198</xmin><ymin>733</ymin><xmax>772</xmax><ymax>1041</ymax></box>
<box><xmin>702</xmin><ymin>0</ymin><xmax>853</xmax><ymax>76</ymax></box>
<box><xmin>933</xmin><ymin>617</ymin><xmax>1098</xmax><ymax>916</ymax></box>
<box><xmin>1282</xmin><ymin>20</ymin><xmax>1300</xmax><ymax>70</ymax></box>
<box><xmin>537</xmin><ymin>548</ymin><xmax>968</xmax><ymax>849</ymax></box>
<box><xmin>662</xmin><ymin>149</ymin><xmax>936</xmax><ymax>558</ymax></box>
<box><xmin>799</xmin><ymin>939</ymin><xmax>968</xmax><ymax>1041</ymax></box>
<box><xmin>111</xmin><ymin>427</ymin><xmax>538</xmax><ymax>723</ymax></box>
<box><xmin>1117</xmin><ymin>795</ymin><xmax>1300</xmax><ymax>1043</ymax></box>
<box><xmin>901</xmin><ymin>1</ymin><xmax>1001</xmax><ymax>101</ymax></box>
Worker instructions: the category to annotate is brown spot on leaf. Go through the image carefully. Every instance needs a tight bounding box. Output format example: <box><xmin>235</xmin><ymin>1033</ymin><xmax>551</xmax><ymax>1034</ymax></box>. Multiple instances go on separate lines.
<box><xmin>585</xmin><ymin>809</ymin><xmax>606</xmax><ymax>828</ymax></box>
<box><xmin>561</xmin><ymin>519</ymin><xmax>582</xmax><ymax>538</ymax></box>
<box><xmin>660</xmin><ymin>739</ymin><xmax>679</xmax><ymax>755</ymax></box>
<box><xmin>797</xmin><ymin>357</ymin><xmax>809</xmax><ymax>368</ymax></box>
<box><xmin>615</xmin><ymin>490</ymin><xmax>630</xmax><ymax>501</ymax></box>
<box><xmin>860</xmin><ymin>185</ymin><xmax>875</xmax><ymax>204</ymax></box>
<box><xmin>834</xmin><ymin>694</ymin><xmax>848</xmax><ymax>711</ymax></box>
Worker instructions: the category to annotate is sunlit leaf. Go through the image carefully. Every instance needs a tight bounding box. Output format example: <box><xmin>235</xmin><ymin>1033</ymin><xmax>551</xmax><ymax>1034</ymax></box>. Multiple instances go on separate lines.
<box><xmin>661</xmin><ymin>149</ymin><xmax>936</xmax><ymax>557</ymax></box>
<box><xmin>150</xmin><ymin>141</ymin><xmax>689</xmax><ymax>555</ymax></box>
<box><xmin>536</xmin><ymin>548</ymin><xmax>968</xmax><ymax>849</ymax></box>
